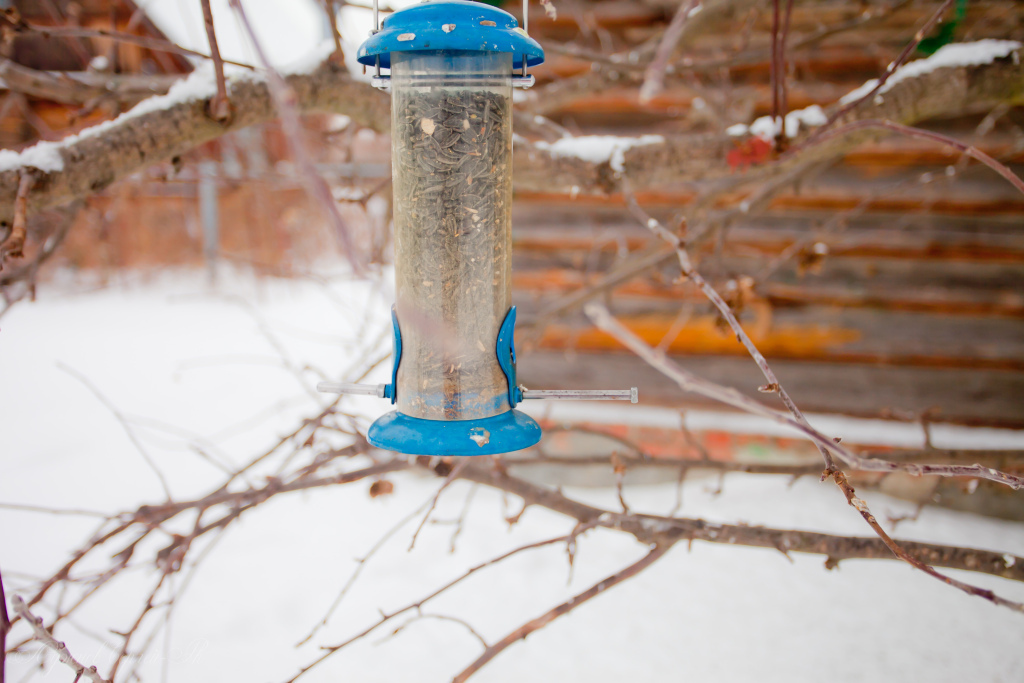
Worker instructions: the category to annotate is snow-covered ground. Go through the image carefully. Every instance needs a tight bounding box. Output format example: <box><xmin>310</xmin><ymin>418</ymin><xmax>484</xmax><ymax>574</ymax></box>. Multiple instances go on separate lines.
<box><xmin>2</xmin><ymin>271</ymin><xmax>1023</xmax><ymax>683</ymax></box>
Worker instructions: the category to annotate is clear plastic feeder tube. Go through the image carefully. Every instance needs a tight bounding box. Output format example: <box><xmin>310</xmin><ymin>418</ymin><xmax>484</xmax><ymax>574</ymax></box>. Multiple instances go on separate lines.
<box><xmin>390</xmin><ymin>50</ymin><xmax>514</xmax><ymax>421</ymax></box>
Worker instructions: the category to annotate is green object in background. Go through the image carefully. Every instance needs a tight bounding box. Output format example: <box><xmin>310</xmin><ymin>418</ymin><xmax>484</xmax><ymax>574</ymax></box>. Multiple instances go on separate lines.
<box><xmin>918</xmin><ymin>0</ymin><xmax>967</xmax><ymax>55</ymax></box>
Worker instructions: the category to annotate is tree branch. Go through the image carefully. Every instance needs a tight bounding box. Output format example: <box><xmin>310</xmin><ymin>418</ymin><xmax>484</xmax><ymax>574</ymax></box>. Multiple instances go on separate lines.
<box><xmin>451</xmin><ymin>545</ymin><xmax>670</xmax><ymax>683</ymax></box>
<box><xmin>638</xmin><ymin>0</ymin><xmax>700</xmax><ymax>104</ymax></box>
<box><xmin>581</xmin><ymin>304</ymin><xmax>1024</xmax><ymax>612</ymax></box>
<box><xmin>0</xmin><ymin>565</ymin><xmax>8</xmax><ymax>683</ymax></box>
<box><xmin>0</xmin><ymin>172</ymin><xmax>33</xmax><ymax>264</ymax></box>
<box><xmin>451</xmin><ymin>462</ymin><xmax>1024</xmax><ymax>584</ymax></box>
<box><xmin>810</xmin><ymin>119</ymin><xmax>1024</xmax><ymax>196</ymax></box>
<box><xmin>9</xmin><ymin>595</ymin><xmax>110</xmax><ymax>683</ymax></box>
<box><xmin>0</xmin><ymin>60</ymin><xmax>390</xmax><ymax>226</ymax></box>
<box><xmin>1</xmin><ymin>44</ymin><xmax>1022</xmax><ymax>225</ymax></box>
<box><xmin>200</xmin><ymin>0</ymin><xmax>232</xmax><ymax>122</ymax></box>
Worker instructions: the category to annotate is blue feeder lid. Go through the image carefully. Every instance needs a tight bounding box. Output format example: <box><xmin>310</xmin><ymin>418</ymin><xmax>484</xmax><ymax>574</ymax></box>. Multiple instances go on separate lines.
<box><xmin>368</xmin><ymin>409</ymin><xmax>541</xmax><ymax>456</ymax></box>
<box><xmin>357</xmin><ymin>0</ymin><xmax>545</xmax><ymax>70</ymax></box>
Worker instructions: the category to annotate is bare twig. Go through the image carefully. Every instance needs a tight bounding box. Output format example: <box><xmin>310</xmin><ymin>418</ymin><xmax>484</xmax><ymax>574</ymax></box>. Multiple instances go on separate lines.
<box><xmin>0</xmin><ymin>502</ymin><xmax>112</xmax><ymax>518</ymax></box>
<box><xmin>805</xmin><ymin>119</ymin><xmax>1024</xmax><ymax>197</ymax></box>
<box><xmin>638</xmin><ymin>0</ymin><xmax>700</xmax><ymax>104</ymax></box>
<box><xmin>0</xmin><ymin>565</ymin><xmax>8</xmax><ymax>683</ymax></box>
<box><xmin>9</xmin><ymin>595</ymin><xmax>110</xmax><ymax>683</ymax></box>
<box><xmin>58</xmin><ymin>363</ymin><xmax>173</xmax><ymax>501</ymax></box>
<box><xmin>770</xmin><ymin>0</ymin><xmax>781</xmax><ymax>142</ymax></box>
<box><xmin>200</xmin><ymin>0</ymin><xmax>232</xmax><ymax>122</ymax></box>
<box><xmin>12</xmin><ymin>22</ymin><xmax>256</xmax><ymax>70</ymax></box>
<box><xmin>623</xmin><ymin>197</ymin><xmax>1024</xmax><ymax>489</ymax></box>
<box><xmin>296</xmin><ymin>494</ymin><xmax>435</xmax><ymax>647</ymax></box>
<box><xmin>771</xmin><ymin>0</ymin><xmax>795</xmax><ymax>149</ymax></box>
<box><xmin>388</xmin><ymin>613</ymin><xmax>488</xmax><ymax>648</ymax></box>
<box><xmin>228</xmin><ymin>0</ymin><xmax>366</xmax><ymax>274</ymax></box>
<box><xmin>409</xmin><ymin>461</ymin><xmax>468</xmax><ymax>550</ymax></box>
<box><xmin>625</xmin><ymin>193</ymin><xmax>839</xmax><ymax>473</ymax></box>
<box><xmin>451</xmin><ymin>545</ymin><xmax>670</xmax><ymax>683</ymax></box>
<box><xmin>288</xmin><ymin>535</ymin><xmax>578</xmax><ymax>682</ymax></box>
<box><xmin>0</xmin><ymin>172</ymin><xmax>33</xmax><ymax>264</ymax></box>
<box><xmin>324</xmin><ymin>0</ymin><xmax>345</xmax><ymax>58</ymax></box>
<box><xmin>107</xmin><ymin>572</ymin><xmax>169</xmax><ymax>680</ymax></box>
<box><xmin>582</xmin><ymin>304</ymin><xmax>1024</xmax><ymax>613</ymax></box>
<box><xmin>808</xmin><ymin>0</ymin><xmax>957</xmax><ymax>142</ymax></box>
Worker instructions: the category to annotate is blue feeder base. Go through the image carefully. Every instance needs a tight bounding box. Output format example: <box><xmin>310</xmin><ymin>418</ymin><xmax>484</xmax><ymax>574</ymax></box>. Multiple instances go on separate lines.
<box><xmin>368</xmin><ymin>410</ymin><xmax>541</xmax><ymax>456</ymax></box>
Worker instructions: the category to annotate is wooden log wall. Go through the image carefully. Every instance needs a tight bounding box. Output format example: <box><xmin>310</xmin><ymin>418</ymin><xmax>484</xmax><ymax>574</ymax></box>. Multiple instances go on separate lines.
<box><xmin>510</xmin><ymin>0</ymin><xmax>1024</xmax><ymax>428</ymax></box>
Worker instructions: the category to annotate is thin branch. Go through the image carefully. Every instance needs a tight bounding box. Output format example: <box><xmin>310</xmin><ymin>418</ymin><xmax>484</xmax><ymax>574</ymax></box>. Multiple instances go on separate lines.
<box><xmin>228</xmin><ymin>0</ymin><xmax>367</xmax><ymax>275</ymax></box>
<box><xmin>582</xmin><ymin>304</ymin><xmax>1024</xmax><ymax>613</ymax></box>
<box><xmin>388</xmin><ymin>613</ymin><xmax>488</xmax><ymax>649</ymax></box>
<box><xmin>0</xmin><ymin>172</ymin><xmax>34</xmax><ymax>264</ymax></box>
<box><xmin>623</xmin><ymin>197</ymin><xmax>1024</xmax><ymax>489</ymax></box>
<box><xmin>771</xmin><ymin>0</ymin><xmax>795</xmax><ymax>149</ymax></box>
<box><xmin>806</xmin><ymin>119</ymin><xmax>1024</xmax><ymax>197</ymax></box>
<box><xmin>624</xmin><ymin>192</ymin><xmax>837</xmax><ymax>473</ymax></box>
<box><xmin>57</xmin><ymin>363</ymin><xmax>173</xmax><ymax>501</ymax></box>
<box><xmin>409</xmin><ymin>461</ymin><xmax>468</xmax><ymax>551</ymax></box>
<box><xmin>770</xmin><ymin>0</ymin><xmax>781</xmax><ymax>142</ymax></box>
<box><xmin>0</xmin><ymin>502</ymin><xmax>112</xmax><ymax>519</ymax></box>
<box><xmin>451</xmin><ymin>545</ymin><xmax>670</xmax><ymax>683</ymax></box>
<box><xmin>778</xmin><ymin>0</ymin><xmax>794</xmax><ymax>126</ymax></box>
<box><xmin>15</xmin><ymin>22</ymin><xmax>256</xmax><ymax>70</ymax></box>
<box><xmin>287</xmin><ymin>535</ymin><xmax>577</xmax><ymax>683</ymax></box>
<box><xmin>107</xmin><ymin>572</ymin><xmax>168</xmax><ymax>680</ymax></box>
<box><xmin>296</xmin><ymin>494</ymin><xmax>435</xmax><ymax>647</ymax></box>
<box><xmin>0</xmin><ymin>564</ymin><xmax>8</xmax><ymax>683</ymax></box>
<box><xmin>808</xmin><ymin>0</ymin><xmax>956</xmax><ymax>142</ymax></box>
<box><xmin>200</xmin><ymin>0</ymin><xmax>232</xmax><ymax>122</ymax></box>
<box><xmin>638</xmin><ymin>0</ymin><xmax>700</xmax><ymax>104</ymax></box>
<box><xmin>9</xmin><ymin>595</ymin><xmax>110</xmax><ymax>683</ymax></box>
<box><xmin>323</xmin><ymin>0</ymin><xmax>345</xmax><ymax>59</ymax></box>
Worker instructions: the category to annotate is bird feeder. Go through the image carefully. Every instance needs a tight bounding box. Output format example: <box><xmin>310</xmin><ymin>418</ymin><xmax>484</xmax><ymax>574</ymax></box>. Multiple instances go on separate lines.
<box><xmin>318</xmin><ymin>0</ymin><xmax>636</xmax><ymax>456</ymax></box>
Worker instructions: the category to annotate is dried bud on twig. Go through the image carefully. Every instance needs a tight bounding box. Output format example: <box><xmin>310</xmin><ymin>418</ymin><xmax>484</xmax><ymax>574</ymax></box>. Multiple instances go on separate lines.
<box><xmin>369</xmin><ymin>479</ymin><xmax>395</xmax><ymax>498</ymax></box>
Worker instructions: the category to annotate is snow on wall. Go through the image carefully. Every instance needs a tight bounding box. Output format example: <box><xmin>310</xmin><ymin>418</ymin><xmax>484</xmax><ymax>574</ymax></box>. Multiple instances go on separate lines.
<box><xmin>840</xmin><ymin>39</ymin><xmax>1022</xmax><ymax>105</ymax></box>
<box><xmin>534</xmin><ymin>135</ymin><xmax>665</xmax><ymax>173</ymax></box>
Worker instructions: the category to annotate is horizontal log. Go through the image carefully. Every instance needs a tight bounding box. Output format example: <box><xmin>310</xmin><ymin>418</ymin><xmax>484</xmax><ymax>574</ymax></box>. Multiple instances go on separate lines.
<box><xmin>517</xmin><ymin>350</ymin><xmax>1024</xmax><ymax>427</ymax></box>
<box><xmin>524</xmin><ymin>305</ymin><xmax>1024</xmax><ymax>369</ymax></box>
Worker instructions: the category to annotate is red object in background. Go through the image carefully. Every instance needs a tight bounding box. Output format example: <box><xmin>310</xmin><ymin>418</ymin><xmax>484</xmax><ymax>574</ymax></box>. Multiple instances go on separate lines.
<box><xmin>727</xmin><ymin>136</ymin><xmax>773</xmax><ymax>170</ymax></box>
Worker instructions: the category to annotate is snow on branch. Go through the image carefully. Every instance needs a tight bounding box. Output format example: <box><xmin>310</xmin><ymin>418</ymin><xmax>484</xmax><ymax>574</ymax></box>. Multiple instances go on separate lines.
<box><xmin>533</xmin><ymin>135</ymin><xmax>665</xmax><ymax>174</ymax></box>
<box><xmin>840</xmin><ymin>39</ymin><xmax>1022</xmax><ymax>105</ymax></box>
<box><xmin>726</xmin><ymin>104</ymin><xmax>827</xmax><ymax>141</ymax></box>
<box><xmin>0</xmin><ymin>56</ymin><xmax>389</xmax><ymax>225</ymax></box>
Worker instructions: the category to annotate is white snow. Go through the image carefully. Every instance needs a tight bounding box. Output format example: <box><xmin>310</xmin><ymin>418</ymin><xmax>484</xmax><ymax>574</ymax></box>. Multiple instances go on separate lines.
<box><xmin>840</xmin><ymin>39</ymin><xmax>1022</xmax><ymax>105</ymax></box>
<box><xmin>534</xmin><ymin>135</ymin><xmax>665</xmax><ymax>173</ymax></box>
<box><xmin>0</xmin><ymin>143</ymin><xmax>66</xmax><ymax>173</ymax></box>
<box><xmin>727</xmin><ymin>105</ymin><xmax>828</xmax><ymax>140</ymax></box>
<box><xmin>1</xmin><ymin>272</ymin><xmax>1023</xmax><ymax>683</ymax></box>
